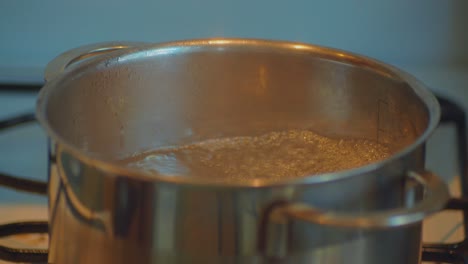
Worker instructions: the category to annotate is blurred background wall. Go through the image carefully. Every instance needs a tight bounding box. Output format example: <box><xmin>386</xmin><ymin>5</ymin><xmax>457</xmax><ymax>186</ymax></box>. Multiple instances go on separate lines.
<box><xmin>1</xmin><ymin>0</ymin><xmax>467</xmax><ymax>81</ymax></box>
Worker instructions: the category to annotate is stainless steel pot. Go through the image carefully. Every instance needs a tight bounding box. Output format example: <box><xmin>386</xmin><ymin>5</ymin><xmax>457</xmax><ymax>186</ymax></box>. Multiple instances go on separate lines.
<box><xmin>35</xmin><ymin>39</ymin><xmax>449</xmax><ymax>264</ymax></box>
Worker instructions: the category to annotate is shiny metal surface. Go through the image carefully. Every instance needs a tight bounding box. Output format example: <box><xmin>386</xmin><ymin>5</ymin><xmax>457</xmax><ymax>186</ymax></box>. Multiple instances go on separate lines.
<box><xmin>265</xmin><ymin>171</ymin><xmax>449</xmax><ymax>229</ymax></box>
<box><xmin>38</xmin><ymin>38</ymin><xmax>447</xmax><ymax>264</ymax></box>
<box><xmin>44</xmin><ymin>42</ymin><xmax>144</xmax><ymax>82</ymax></box>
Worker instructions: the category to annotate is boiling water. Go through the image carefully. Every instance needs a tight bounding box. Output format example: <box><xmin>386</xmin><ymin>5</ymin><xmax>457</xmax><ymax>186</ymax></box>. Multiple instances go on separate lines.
<box><xmin>120</xmin><ymin>130</ymin><xmax>391</xmax><ymax>182</ymax></box>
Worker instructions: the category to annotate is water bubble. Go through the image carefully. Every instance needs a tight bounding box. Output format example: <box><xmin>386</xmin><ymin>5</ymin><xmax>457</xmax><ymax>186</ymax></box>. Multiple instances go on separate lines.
<box><xmin>119</xmin><ymin>130</ymin><xmax>391</xmax><ymax>183</ymax></box>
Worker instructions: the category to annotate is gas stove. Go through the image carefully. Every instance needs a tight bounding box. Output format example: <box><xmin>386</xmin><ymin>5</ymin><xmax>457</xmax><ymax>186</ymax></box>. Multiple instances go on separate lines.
<box><xmin>0</xmin><ymin>73</ymin><xmax>467</xmax><ymax>263</ymax></box>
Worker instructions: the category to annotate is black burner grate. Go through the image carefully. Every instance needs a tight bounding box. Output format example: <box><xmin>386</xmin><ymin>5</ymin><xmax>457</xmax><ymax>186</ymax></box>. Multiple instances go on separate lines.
<box><xmin>421</xmin><ymin>96</ymin><xmax>468</xmax><ymax>264</ymax></box>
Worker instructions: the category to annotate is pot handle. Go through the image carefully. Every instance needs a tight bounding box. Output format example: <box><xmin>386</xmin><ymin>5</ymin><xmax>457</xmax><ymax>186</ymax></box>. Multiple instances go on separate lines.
<box><xmin>44</xmin><ymin>41</ymin><xmax>146</xmax><ymax>82</ymax></box>
<box><xmin>258</xmin><ymin>170</ymin><xmax>450</xmax><ymax>255</ymax></box>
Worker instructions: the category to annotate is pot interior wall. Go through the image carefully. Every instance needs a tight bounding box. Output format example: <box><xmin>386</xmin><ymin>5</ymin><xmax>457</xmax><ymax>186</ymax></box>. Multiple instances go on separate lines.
<box><xmin>43</xmin><ymin>45</ymin><xmax>429</xmax><ymax>161</ymax></box>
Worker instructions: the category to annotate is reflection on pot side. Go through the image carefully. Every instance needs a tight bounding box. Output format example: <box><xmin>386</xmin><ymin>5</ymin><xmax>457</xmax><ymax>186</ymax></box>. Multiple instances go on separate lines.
<box><xmin>120</xmin><ymin>129</ymin><xmax>391</xmax><ymax>183</ymax></box>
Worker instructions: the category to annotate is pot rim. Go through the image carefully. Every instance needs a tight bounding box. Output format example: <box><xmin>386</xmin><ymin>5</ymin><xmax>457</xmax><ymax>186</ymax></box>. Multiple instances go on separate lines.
<box><xmin>36</xmin><ymin>38</ymin><xmax>441</xmax><ymax>188</ymax></box>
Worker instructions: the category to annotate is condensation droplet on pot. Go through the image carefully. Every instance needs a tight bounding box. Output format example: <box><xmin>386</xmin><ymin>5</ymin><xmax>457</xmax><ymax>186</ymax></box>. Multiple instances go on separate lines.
<box><xmin>69</xmin><ymin>158</ymin><xmax>81</xmax><ymax>177</ymax></box>
<box><xmin>184</xmin><ymin>128</ymin><xmax>193</xmax><ymax>137</ymax></box>
<box><xmin>118</xmin><ymin>96</ymin><xmax>125</xmax><ymax>108</ymax></box>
